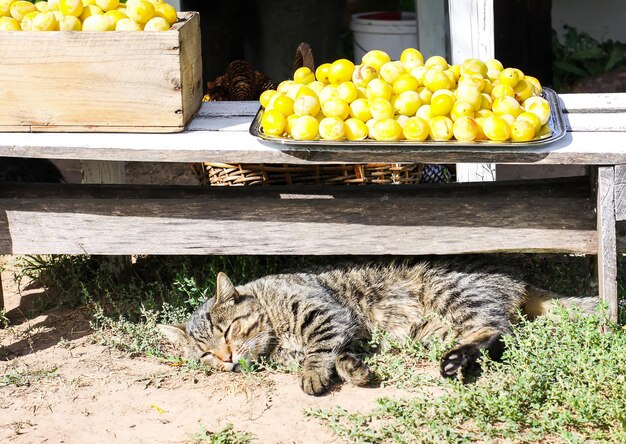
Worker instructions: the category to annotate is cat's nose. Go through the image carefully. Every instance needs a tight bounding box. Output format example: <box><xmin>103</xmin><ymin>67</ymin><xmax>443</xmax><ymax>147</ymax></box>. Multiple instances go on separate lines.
<box><xmin>223</xmin><ymin>353</ymin><xmax>232</xmax><ymax>363</ymax></box>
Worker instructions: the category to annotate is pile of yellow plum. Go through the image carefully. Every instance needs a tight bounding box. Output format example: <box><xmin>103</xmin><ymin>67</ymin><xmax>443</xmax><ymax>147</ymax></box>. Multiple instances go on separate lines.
<box><xmin>0</xmin><ymin>0</ymin><xmax>177</xmax><ymax>31</ymax></box>
<box><xmin>259</xmin><ymin>48</ymin><xmax>551</xmax><ymax>143</ymax></box>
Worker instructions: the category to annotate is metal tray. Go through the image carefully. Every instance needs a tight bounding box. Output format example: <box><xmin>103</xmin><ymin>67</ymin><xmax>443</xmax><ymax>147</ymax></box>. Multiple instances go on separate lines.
<box><xmin>249</xmin><ymin>87</ymin><xmax>565</xmax><ymax>148</ymax></box>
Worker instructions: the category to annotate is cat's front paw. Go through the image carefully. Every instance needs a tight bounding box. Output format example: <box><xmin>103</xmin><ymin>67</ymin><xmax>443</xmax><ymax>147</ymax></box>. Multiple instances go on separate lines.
<box><xmin>300</xmin><ymin>369</ymin><xmax>331</xmax><ymax>396</ymax></box>
<box><xmin>336</xmin><ymin>353</ymin><xmax>372</xmax><ymax>386</ymax></box>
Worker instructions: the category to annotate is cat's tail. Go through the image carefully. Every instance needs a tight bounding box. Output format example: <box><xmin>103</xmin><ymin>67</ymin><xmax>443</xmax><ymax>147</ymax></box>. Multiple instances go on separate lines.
<box><xmin>522</xmin><ymin>286</ymin><xmax>598</xmax><ymax>319</ymax></box>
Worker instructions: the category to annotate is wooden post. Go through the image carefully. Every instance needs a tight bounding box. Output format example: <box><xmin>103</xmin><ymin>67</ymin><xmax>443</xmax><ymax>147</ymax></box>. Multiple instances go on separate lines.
<box><xmin>0</xmin><ymin>268</ymin><xmax>4</xmax><ymax>312</ymax></box>
<box><xmin>81</xmin><ymin>161</ymin><xmax>132</xmax><ymax>278</ymax></box>
<box><xmin>448</xmin><ymin>0</ymin><xmax>496</xmax><ymax>182</ymax></box>
<box><xmin>415</xmin><ymin>0</ymin><xmax>448</xmax><ymax>59</ymax></box>
<box><xmin>596</xmin><ymin>166</ymin><xmax>619</xmax><ymax>322</ymax></box>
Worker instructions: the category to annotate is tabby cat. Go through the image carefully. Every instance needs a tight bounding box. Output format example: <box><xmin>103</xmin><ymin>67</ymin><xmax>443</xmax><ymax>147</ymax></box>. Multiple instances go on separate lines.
<box><xmin>160</xmin><ymin>257</ymin><xmax>595</xmax><ymax>396</ymax></box>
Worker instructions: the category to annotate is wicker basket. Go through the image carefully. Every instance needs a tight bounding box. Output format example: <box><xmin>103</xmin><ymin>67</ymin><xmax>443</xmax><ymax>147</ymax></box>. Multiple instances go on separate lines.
<box><xmin>192</xmin><ymin>162</ymin><xmax>424</xmax><ymax>186</ymax></box>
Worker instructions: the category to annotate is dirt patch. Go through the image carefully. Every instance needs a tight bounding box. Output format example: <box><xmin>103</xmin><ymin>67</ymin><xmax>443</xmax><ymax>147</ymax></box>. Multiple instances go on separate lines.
<box><xmin>1</xmin><ymin>256</ymin><xmax>424</xmax><ymax>444</ymax></box>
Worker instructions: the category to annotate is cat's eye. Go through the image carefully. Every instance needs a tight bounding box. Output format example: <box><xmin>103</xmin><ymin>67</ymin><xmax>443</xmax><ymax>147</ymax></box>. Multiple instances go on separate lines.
<box><xmin>223</xmin><ymin>324</ymin><xmax>232</xmax><ymax>339</ymax></box>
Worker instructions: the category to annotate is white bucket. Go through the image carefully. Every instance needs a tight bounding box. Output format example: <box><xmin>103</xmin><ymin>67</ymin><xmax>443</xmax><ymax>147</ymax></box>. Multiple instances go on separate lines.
<box><xmin>350</xmin><ymin>11</ymin><xmax>417</xmax><ymax>63</ymax></box>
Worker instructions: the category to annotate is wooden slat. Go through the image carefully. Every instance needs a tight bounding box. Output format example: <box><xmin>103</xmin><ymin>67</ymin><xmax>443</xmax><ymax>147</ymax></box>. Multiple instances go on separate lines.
<box><xmin>194</xmin><ymin>101</ymin><xmax>259</xmax><ymax>117</ymax></box>
<box><xmin>1</xmin><ymin>129</ymin><xmax>626</xmax><ymax>165</ymax></box>
<box><xmin>596</xmin><ymin>167</ymin><xmax>619</xmax><ymax>322</ymax></box>
<box><xmin>0</xmin><ymin>180</ymin><xmax>597</xmax><ymax>256</ymax></box>
<box><xmin>560</xmin><ymin>93</ymin><xmax>626</xmax><ymax>113</ymax></box>
<box><xmin>178</xmin><ymin>12</ymin><xmax>203</xmax><ymax>125</ymax></box>
<box><xmin>615</xmin><ymin>164</ymin><xmax>626</xmax><ymax>221</ymax></box>
<box><xmin>564</xmin><ymin>113</ymin><xmax>626</xmax><ymax>132</ymax></box>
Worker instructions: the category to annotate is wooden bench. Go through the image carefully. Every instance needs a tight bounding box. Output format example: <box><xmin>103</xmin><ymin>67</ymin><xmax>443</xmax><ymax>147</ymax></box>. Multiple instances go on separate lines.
<box><xmin>0</xmin><ymin>94</ymin><xmax>625</xmax><ymax>321</ymax></box>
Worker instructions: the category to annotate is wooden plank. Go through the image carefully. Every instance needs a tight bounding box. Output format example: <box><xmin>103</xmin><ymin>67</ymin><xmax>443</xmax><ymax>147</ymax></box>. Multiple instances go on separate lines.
<box><xmin>194</xmin><ymin>101</ymin><xmax>260</xmax><ymax>117</ymax></box>
<box><xmin>0</xmin><ymin>181</ymin><xmax>597</xmax><ymax>256</ymax></box>
<box><xmin>596</xmin><ymin>166</ymin><xmax>619</xmax><ymax>322</ymax></box>
<box><xmin>178</xmin><ymin>12</ymin><xmax>203</xmax><ymax>125</ymax></box>
<box><xmin>560</xmin><ymin>93</ymin><xmax>626</xmax><ymax>113</ymax></box>
<box><xmin>1</xmin><ymin>129</ymin><xmax>626</xmax><ymax>165</ymax></box>
<box><xmin>564</xmin><ymin>113</ymin><xmax>626</xmax><ymax>132</ymax></box>
<box><xmin>0</xmin><ymin>12</ymin><xmax>200</xmax><ymax>132</ymax></box>
<box><xmin>415</xmin><ymin>0</ymin><xmax>448</xmax><ymax>59</ymax></box>
<box><xmin>0</xmin><ymin>267</ymin><xmax>3</xmax><ymax>312</ymax></box>
<box><xmin>615</xmin><ymin>164</ymin><xmax>626</xmax><ymax>221</ymax></box>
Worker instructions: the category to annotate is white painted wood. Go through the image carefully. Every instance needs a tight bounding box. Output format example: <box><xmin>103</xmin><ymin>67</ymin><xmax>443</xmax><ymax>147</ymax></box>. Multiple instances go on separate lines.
<box><xmin>564</xmin><ymin>114</ymin><xmax>626</xmax><ymax>132</ymax></box>
<box><xmin>560</xmin><ymin>93</ymin><xmax>626</xmax><ymax>112</ymax></box>
<box><xmin>194</xmin><ymin>101</ymin><xmax>260</xmax><ymax>117</ymax></box>
<box><xmin>415</xmin><ymin>0</ymin><xmax>448</xmax><ymax>59</ymax></box>
<box><xmin>1</xmin><ymin>128</ymin><xmax>626</xmax><ymax>165</ymax></box>
<box><xmin>456</xmin><ymin>163</ymin><xmax>496</xmax><ymax>182</ymax></box>
<box><xmin>448</xmin><ymin>0</ymin><xmax>495</xmax><ymax>64</ymax></box>
<box><xmin>448</xmin><ymin>0</ymin><xmax>495</xmax><ymax>182</ymax></box>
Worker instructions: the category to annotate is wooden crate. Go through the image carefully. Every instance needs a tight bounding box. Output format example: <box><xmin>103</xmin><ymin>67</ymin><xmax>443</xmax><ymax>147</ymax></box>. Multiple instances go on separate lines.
<box><xmin>0</xmin><ymin>12</ymin><xmax>202</xmax><ymax>133</ymax></box>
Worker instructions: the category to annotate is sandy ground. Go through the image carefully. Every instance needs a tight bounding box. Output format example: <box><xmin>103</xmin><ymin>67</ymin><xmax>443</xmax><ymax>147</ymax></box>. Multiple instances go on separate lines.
<box><xmin>0</xmin><ymin>254</ymin><xmax>425</xmax><ymax>444</ymax></box>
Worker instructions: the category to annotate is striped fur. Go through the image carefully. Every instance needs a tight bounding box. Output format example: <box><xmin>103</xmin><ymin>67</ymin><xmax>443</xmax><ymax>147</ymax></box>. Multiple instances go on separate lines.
<box><xmin>160</xmin><ymin>257</ymin><xmax>595</xmax><ymax>395</ymax></box>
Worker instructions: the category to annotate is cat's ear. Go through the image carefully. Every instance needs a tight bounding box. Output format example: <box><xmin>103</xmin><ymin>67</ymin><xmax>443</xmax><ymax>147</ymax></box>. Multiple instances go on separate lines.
<box><xmin>158</xmin><ymin>323</ymin><xmax>188</xmax><ymax>344</ymax></box>
<box><xmin>215</xmin><ymin>272</ymin><xmax>238</xmax><ymax>303</ymax></box>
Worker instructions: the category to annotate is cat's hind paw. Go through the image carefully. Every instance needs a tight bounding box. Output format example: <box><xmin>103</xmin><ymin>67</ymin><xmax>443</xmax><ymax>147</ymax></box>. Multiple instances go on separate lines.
<box><xmin>440</xmin><ymin>345</ymin><xmax>474</xmax><ymax>377</ymax></box>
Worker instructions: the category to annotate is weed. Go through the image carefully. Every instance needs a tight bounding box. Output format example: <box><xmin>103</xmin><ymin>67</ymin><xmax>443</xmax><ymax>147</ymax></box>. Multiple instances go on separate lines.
<box><xmin>11</xmin><ymin>420</ymin><xmax>34</xmax><ymax>435</ymax></box>
<box><xmin>0</xmin><ymin>309</ymin><xmax>9</xmax><ymax>329</ymax></box>
<box><xmin>90</xmin><ymin>304</ymin><xmax>164</xmax><ymax>357</ymax></box>
<box><xmin>189</xmin><ymin>423</ymin><xmax>255</xmax><ymax>444</ymax></box>
<box><xmin>364</xmin><ymin>328</ymin><xmax>451</xmax><ymax>390</ymax></box>
<box><xmin>0</xmin><ymin>367</ymin><xmax>59</xmax><ymax>388</ymax></box>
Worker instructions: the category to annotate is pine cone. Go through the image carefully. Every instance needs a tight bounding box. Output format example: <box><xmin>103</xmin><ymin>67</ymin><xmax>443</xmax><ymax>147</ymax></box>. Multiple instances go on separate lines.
<box><xmin>226</xmin><ymin>60</ymin><xmax>256</xmax><ymax>101</ymax></box>
<box><xmin>204</xmin><ymin>74</ymin><xmax>229</xmax><ymax>102</ymax></box>
<box><xmin>205</xmin><ymin>61</ymin><xmax>276</xmax><ymax>101</ymax></box>
<box><xmin>254</xmin><ymin>71</ymin><xmax>277</xmax><ymax>98</ymax></box>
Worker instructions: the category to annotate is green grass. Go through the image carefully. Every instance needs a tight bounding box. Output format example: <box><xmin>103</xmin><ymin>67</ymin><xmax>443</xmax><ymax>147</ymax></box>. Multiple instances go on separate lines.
<box><xmin>189</xmin><ymin>424</ymin><xmax>255</xmax><ymax>444</ymax></box>
<box><xmin>308</xmin><ymin>307</ymin><xmax>626</xmax><ymax>443</ymax></box>
<box><xmin>5</xmin><ymin>253</ymin><xmax>626</xmax><ymax>443</ymax></box>
<box><xmin>0</xmin><ymin>367</ymin><xmax>59</xmax><ymax>388</ymax></box>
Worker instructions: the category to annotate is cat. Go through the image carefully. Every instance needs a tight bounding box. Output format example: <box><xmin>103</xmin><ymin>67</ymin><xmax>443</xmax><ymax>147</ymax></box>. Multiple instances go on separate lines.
<box><xmin>0</xmin><ymin>157</ymin><xmax>64</xmax><ymax>183</ymax></box>
<box><xmin>159</xmin><ymin>256</ymin><xmax>596</xmax><ymax>396</ymax></box>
